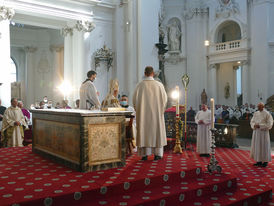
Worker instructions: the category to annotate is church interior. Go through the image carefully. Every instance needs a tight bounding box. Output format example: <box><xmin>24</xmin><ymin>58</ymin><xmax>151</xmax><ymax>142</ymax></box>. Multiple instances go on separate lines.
<box><xmin>0</xmin><ymin>0</ymin><xmax>274</xmax><ymax>205</ymax></box>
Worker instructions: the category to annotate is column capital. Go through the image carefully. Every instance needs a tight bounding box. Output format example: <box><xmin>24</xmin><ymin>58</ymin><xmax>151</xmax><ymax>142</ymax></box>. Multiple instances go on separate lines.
<box><xmin>240</xmin><ymin>60</ymin><xmax>249</xmax><ymax>66</ymax></box>
<box><xmin>50</xmin><ymin>45</ymin><xmax>64</xmax><ymax>53</ymax></box>
<box><xmin>24</xmin><ymin>46</ymin><xmax>37</xmax><ymax>53</ymax></box>
<box><xmin>75</xmin><ymin>20</ymin><xmax>95</xmax><ymax>33</ymax></box>
<box><xmin>0</xmin><ymin>6</ymin><xmax>15</xmax><ymax>21</ymax></box>
<box><xmin>61</xmin><ymin>26</ymin><xmax>73</xmax><ymax>37</ymax></box>
<box><xmin>209</xmin><ymin>64</ymin><xmax>217</xmax><ymax>70</ymax></box>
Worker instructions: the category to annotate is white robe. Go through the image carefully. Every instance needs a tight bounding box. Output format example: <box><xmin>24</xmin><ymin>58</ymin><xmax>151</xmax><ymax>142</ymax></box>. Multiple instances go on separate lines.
<box><xmin>1</xmin><ymin>106</ymin><xmax>28</xmax><ymax>147</ymax></box>
<box><xmin>250</xmin><ymin>109</ymin><xmax>273</xmax><ymax>162</ymax></box>
<box><xmin>195</xmin><ymin>109</ymin><xmax>212</xmax><ymax>154</ymax></box>
<box><xmin>133</xmin><ymin>77</ymin><xmax>167</xmax><ymax>156</ymax></box>
<box><xmin>79</xmin><ymin>80</ymin><xmax>101</xmax><ymax>110</ymax></box>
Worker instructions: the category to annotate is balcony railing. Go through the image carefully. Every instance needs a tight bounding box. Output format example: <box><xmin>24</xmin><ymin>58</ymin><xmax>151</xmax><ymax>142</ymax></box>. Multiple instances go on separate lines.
<box><xmin>209</xmin><ymin>39</ymin><xmax>247</xmax><ymax>53</ymax></box>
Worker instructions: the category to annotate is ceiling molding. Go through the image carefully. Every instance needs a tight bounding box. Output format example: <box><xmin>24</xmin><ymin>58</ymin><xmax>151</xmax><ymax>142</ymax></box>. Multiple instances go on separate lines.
<box><xmin>5</xmin><ymin>0</ymin><xmax>94</xmax><ymax>21</ymax></box>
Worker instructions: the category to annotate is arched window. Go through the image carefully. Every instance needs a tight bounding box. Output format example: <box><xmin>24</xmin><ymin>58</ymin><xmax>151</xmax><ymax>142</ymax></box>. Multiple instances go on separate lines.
<box><xmin>216</xmin><ymin>21</ymin><xmax>241</xmax><ymax>43</ymax></box>
<box><xmin>10</xmin><ymin>57</ymin><xmax>17</xmax><ymax>83</ymax></box>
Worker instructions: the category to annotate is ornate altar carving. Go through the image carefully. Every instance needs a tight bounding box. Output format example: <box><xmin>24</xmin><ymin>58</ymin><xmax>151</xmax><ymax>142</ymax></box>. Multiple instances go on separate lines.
<box><xmin>94</xmin><ymin>44</ymin><xmax>114</xmax><ymax>71</ymax></box>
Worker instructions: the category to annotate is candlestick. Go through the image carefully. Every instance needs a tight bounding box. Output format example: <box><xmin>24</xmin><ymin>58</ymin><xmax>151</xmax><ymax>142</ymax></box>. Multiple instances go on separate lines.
<box><xmin>176</xmin><ymin>86</ymin><xmax>179</xmax><ymax>117</ymax></box>
<box><xmin>210</xmin><ymin>98</ymin><xmax>215</xmax><ymax>129</ymax></box>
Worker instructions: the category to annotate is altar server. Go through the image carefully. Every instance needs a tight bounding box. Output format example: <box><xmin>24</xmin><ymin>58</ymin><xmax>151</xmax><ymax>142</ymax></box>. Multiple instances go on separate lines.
<box><xmin>80</xmin><ymin>70</ymin><xmax>101</xmax><ymax>110</ymax></box>
<box><xmin>250</xmin><ymin>102</ymin><xmax>273</xmax><ymax>167</ymax></box>
<box><xmin>195</xmin><ymin>104</ymin><xmax>212</xmax><ymax>157</ymax></box>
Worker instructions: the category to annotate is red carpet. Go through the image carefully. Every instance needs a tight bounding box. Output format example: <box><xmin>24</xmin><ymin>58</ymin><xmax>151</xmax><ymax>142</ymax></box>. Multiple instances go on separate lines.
<box><xmin>0</xmin><ymin>146</ymin><xmax>273</xmax><ymax>206</ymax></box>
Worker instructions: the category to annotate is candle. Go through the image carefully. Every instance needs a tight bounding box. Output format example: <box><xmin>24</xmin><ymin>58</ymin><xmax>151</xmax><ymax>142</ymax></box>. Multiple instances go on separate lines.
<box><xmin>210</xmin><ymin>98</ymin><xmax>215</xmax><ymax>128</ymax></box>
<box><xmin>176</xmin><ymin>86</ymin><xmax>179</xmax><ymax>116</ymax></box>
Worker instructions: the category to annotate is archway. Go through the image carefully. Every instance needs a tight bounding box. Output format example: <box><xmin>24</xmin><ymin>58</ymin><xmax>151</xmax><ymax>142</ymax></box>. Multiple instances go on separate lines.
<box><xmin>215</xmin><ymin>20</ymin><xmax>241</xmax><ymax>43</ymax></box>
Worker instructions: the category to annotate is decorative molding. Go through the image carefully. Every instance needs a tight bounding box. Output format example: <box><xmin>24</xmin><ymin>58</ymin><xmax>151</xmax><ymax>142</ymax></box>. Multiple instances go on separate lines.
<box><xmin>50</xmin><ymin>45</ymin><xmax>64</xmax><ymax>53</ymax></box>
<box><xmin>61</xmin><ymin>26</ymin><xmax>73</xmax><ymax>37</ymax></box>
<box><xmin>61</xmin><ymin>20</ymin><xmax>95</xmax><ymax>37</ymax></box>
<box><xmin>24</xmin><ymin>46</ymin><xmax>37</xmax><ymax>53</ymax></box>
<box><xmin>5</xmin><ymin>0</ymin><xmax>94</xmax><ymax>22</ymax></box>
<box><xmin>165</xmin><ymin>52</ymin><xmax>185</xmax><ymax>65</ymax></box>
<box><xmin>75</xmin><ymin>20</ymin><xmax>95</xmax><ymax>32</ymax></box>
<box><xmin>94</xmin><ymin>44</ymin><xmax>114</xmax><ymax>70</ymax></box>
<box><xmin>240</xmin><ymin>60</ymin><xmax>248</xmax><ymax>66</ymax></box>
<box><xmin>182</xmin><ymin>8</ymin><xmax>208</xmax><ymax>20</ymax></box>
<box><xmin>0</xmin><ymin>6</ymin><xmax>15</xmax><ymax>21</ymax></box>
<box><xmin>209</xmin><ymin>64</ymin><xmax>217</xmax><ymax>70</ymax></box>
<box><xmin>215</xmin><ymin>0</ymin><xmax>240</xmax><ymax>19</ymax></box>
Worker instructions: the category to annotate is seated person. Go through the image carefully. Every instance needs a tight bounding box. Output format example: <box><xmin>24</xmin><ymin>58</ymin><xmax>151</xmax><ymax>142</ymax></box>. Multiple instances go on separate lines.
<box><xmin>55</xmin><ymin>102</ymin><xmax>61</xmax><ymax>109</ymax></box>
<box><xmin>101</xmin><ymin>79</ymin><xmax>121</xmax><ymax>108</ymax></box>
<box><xmin>119</xmin><ymin>95</ymin><xmax>136</xmax><ymax>154</ymax></box>
<box><xmin>61</xmin><ymin>100</ymin><xmax>71</xmax><ymax>109</ymax></box>
<box><xmin>242</xmin><ymin>109</ymin><xmax>253</xmax><ymax>120</ymax></box>
<box><xmin>120</xmin><ymin>95</ymin><xmax>135</xmax><ymax>112</ymax></box>
<box><xmin>39</xmin><ymin>101</ymin><xmax>45</xmax><ymax>109</ymax></box>
<box><xmin>1</xmin><ymin>98</ymin><xmax>28</xmax><ymax>147</ymax></box>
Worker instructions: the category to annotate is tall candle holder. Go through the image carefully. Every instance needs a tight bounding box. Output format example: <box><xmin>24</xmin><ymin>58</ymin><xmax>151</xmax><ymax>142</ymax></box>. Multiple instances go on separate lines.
<box><xmin>207</xmin><ymin>98</ymin><xmax>222</xmax><ymax>173</ymax></box>
<box><xmin>181</xmin><ymin>74</ymin><xmax>189</xmax><ymax>150</ymax></box>
<box><xmin>207</xmin><ymin>128</ymin><xmax>222</xmax><ymax>173</ymax></box>
<box><xmin>172</xmin><ymin>86</ymin><xmax>182</xmax><ymax>154</ymax></box>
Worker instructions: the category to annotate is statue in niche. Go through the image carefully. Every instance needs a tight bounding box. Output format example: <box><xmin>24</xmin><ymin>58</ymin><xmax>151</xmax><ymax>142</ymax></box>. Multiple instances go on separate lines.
<box><xmin>167</xmin><ymin>19</ymin><xmax>181</xmax><ymax>52</ymax></box>
<box><xmin>224</xmin><ymin>82</ymin><xmax>230</xmax><ymax>99</ymax></box>
<box><xmin>201</xmin><ymin>89</ymin><xmax>207</xmax><ymax>105</ymax></box>
<box><xmin>101</xmin><ymin>79</ymin><xmax>120</xmax><ymax>108</ymax></box>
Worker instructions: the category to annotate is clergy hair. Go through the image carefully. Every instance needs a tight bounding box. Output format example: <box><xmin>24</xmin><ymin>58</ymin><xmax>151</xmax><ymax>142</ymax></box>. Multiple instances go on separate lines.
<box><xmin>87</xmin><ymin>70</ymin><xmax>97</xmax><ymax>78</ymax></box>
<box><xmin>144</xmin><ymin>66</ymin><xmax>154</xmax><ymax>76</ymax></box>
<box><xmin>11</xmin><ymin>98</ymin><xmax>17</xmax><ymax>103</ymax></box>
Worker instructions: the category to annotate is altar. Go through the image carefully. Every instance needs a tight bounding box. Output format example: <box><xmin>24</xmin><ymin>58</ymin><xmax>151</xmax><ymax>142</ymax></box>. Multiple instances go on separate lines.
<box><xmin>31</xmin><ymin>109</ymin><xmax>132</xmax><ymax>172</ymax></box>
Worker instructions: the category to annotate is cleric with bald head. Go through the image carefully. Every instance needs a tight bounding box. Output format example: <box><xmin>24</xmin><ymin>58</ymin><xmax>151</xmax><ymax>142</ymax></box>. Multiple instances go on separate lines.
<box><xmin>250</xmin><ymin>102</ymin><xmax>273</xmax><ymax>167</ymax></box>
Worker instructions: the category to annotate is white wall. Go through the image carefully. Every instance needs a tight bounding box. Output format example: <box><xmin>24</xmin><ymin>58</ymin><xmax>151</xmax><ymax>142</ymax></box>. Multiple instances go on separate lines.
<box><xmin>137</xmin><ymin>0</ymin><xmax>161</xmax><ymax>81</ymax></box>
<box><xmin>249</xmin><ymin>1</ymin><xmax>269</xmax><ymax>104</ymax></box>
<box><xmin>10</xmin><ymin>27</ymin><xmax>64</xmax><ymax>108</ymax></box>
<box><xmin>217</xmin><ymin>62</ymin><xmax>236</xmax><ymax>106</ymax></box>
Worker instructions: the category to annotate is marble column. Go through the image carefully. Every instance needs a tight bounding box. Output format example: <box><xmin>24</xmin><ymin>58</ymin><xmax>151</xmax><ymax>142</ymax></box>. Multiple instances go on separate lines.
<box><xmin>124</xmin><ymin>0</ymin><xmax>134</xmax><ymax>102</ymax></box>
<box><xmin>62</xmin><ymin>26</ymin><xmax>73</xmax><ymax>103</ymax></box>
<box><xmin>72</xmin><ymin>24</ymin><xmax>85</xmax><ymax>104</ymax></box>
<box><xmin>62</xmin><ymin>21</ymin><xmax>95</xmax><ymax>107</ymax></box>
<box><xmin>24</xmin><ymin>47</ymin><xmax>37</xmax><ymax>108</ymax></box>
<box><xmin>50</xmin><ymin>45</ymin><xmax>64</xmax><ymax>104</ymax></box>
<box><xmin>209</xmin><ymin>64</ymin><xmax>218</xmax><ymax>102</ymax></box>
<box><xmin>0</xmin><ymin>6</ymin><xmax>14</xmax><ymax>107</ymax></box>
<box><xmin>241</xmin><ymin>60</ymin><xmax>249</xmax><ymax>104</ymax></box>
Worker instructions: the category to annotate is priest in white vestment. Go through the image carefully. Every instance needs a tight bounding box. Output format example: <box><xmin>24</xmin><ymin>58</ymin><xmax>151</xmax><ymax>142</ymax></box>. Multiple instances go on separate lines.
<box><xmin>80</xmin><ymin>70</ymin><xmax>101</xmax><ymax>110</ymax></box>
<box><xmin>1</xmin><ymin>98</ymin><xmax>28</xmax><ymax>147</ymax></box>
<box><xmin>195</xmin><ymin>104</ymin><xmax>212</xmax><ymax>157</ymax></box>
<box><xmin>250</xmin><ymin>102</ymin><xmax>273</xmax><ymax>167</ymax></box>
<box><xmin>133</xmin><ymin>66</ymin><xmax>167</xmax><ymax>160</ymax></box>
